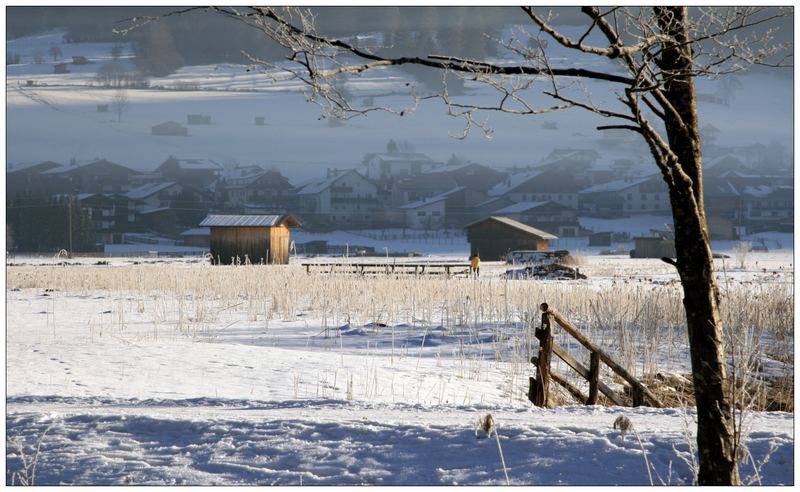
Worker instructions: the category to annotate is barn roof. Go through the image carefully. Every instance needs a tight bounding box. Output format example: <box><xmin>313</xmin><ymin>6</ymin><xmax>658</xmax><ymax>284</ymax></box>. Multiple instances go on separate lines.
<box><xmin>464</xmin><ymin>216</ymin><xmax>558</xmax><ymax>240</ymax></box>
<box><xmin>199</xmin><ymin>214</ymin><xmax>300</xmax><ymax>228</ymax></box>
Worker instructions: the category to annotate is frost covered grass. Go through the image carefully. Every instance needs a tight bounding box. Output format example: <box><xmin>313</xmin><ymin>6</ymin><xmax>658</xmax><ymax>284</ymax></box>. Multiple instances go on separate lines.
<box><xmin>6</xmin><ymin>257</ymin><xmax>793</xmax><ymax>485</ymax></box>
<box><xmin>7</xmin><ymin>259</ymin><xmax>793</xmax><ymax>407</ymax></box>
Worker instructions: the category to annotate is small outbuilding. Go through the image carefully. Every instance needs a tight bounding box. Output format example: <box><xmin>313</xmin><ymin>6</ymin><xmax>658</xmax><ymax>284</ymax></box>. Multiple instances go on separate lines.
<box><xmin>464</xmin><ymin>216</ymin><xmax>558</xmax><ymax>261</ymax></box>
<box><xmin>630</xmin><ymin>236</ymin><xmax>676</xmax><ymax>259</ymax></box>
<box><xmin>152</xmin><ymin>121</ymin><xmax>188</xmax><ymax>136</ymax></box>
<box><xmin>199</xmin><ymin>214</ymin><xmax>300</xmax><ymax>265</ymax></box>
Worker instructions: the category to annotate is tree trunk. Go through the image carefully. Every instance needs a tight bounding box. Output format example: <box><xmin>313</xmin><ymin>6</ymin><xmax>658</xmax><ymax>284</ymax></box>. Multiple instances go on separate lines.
<box><xmin>656</xmin><ymin>7</ymin><xmax>739</xmax><ymax>485</ymax></box>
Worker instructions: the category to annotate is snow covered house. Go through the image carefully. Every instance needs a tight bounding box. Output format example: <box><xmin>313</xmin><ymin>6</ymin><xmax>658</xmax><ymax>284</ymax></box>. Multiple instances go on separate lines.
<box><xmin>215</xmin><ymin>166</ymin><xmax>293</xmax><ymax>209</ymax></box>
<box><xmin>155</xmin><ymin>157</ymin><xmax>222</xmax><ymax>187</ymax></box>
<box><xmin>465</xmin><ymin>216</ymin><xmax>558</xmax><ymax>261</ymax></box>
<box><xmin>39</xmin><ymin>158</ymin><xmax>136</xmax><ymax>194</ymax></box>
<box><xmin>392</xmin><ymin>162</ymin><xmax>506</xmax><ymax>208</ymax></box>
<box><xmin>399</xmin><ymin>196</ymin><xmax>446</xmax><ymax>229</ymax></box>
<box><xmin>200</xmin><ymin>214</ymin><xmax>300</xmax><ymax>265</ymax></box>
<box><xmin>489</xmin><ymin>168</ymin><xmax>582</xmax><ymax>210</ymax></box>
<box><xmin>125</xmin><ymin>182</ymin><xmax>183</xmax><ymax>212</ymax></box>
<box><xmin>297</xmin><ymin>169</ymin><xmax>378</xmax><ymax>229</ymax></box>
<box><xmin>579</xmin><ymin>176</ymin><xmax>669</xmax><ymax>217</ymax></box>
<box><xmin>361</xmin><ymin>150</ymin><xmax>441</xmax><ymax>182</ymax></box>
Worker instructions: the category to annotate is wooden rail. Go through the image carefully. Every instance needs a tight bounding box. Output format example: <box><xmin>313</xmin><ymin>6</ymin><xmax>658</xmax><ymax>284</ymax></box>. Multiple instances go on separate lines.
<box><xmin>529</xmin><ymin>302</ymin><xmax>663</xmax><ymax>408</ymax></box>
<box><xmin>301</xmin><ymin>262</ymin><xmax>472</xmax><ymax>277</ymax></box>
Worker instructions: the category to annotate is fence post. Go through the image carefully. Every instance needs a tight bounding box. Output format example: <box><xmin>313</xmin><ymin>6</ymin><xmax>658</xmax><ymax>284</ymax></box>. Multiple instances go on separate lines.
<box><xmin>588</xmin><ymin>352</ymin><xmax>600</xmax><ymax>405</ymax></box>
<box><xmin>529</xmin><ymin>302</ymin><xmax>553</xmax><ymax>407</ymax></box>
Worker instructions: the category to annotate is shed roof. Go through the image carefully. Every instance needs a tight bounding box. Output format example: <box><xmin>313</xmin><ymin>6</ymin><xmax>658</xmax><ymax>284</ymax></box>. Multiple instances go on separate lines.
<box><xmin>464</xmin><ymin>216</ymin><xmax>558</xmax><ymax>240</ymax></box>
<box><xmin>199</xmin><ymin>214</ymin><xmax>300</xmax><ymax>228</ymax></box>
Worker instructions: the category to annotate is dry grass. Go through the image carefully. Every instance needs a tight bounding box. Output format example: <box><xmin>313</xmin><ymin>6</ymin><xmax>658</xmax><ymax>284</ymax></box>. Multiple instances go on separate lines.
<box><xmin>7</xmin><ymin>263</ymin><xmax>793</xmax><ymax>409</ymax></box>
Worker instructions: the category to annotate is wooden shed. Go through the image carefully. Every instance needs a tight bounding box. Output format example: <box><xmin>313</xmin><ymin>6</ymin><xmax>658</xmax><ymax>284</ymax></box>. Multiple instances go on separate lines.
<box><xmin>199</xmin><ymin>214</ymin><xmax>300</xmax><ymax>265</ymax></box>
<box><xmin>464</xmin><ymin>216</ymin><xmax>558</xmax><ymax>261</ymax></box>
<box><xmin>630</xmin><ymin>236</ymin><xmax>676</xmax><ymax>259</ymax></box>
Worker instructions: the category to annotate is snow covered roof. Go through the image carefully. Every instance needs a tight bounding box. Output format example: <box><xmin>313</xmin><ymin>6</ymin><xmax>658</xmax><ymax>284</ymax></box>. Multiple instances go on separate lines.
<box><xmin>173</xmin><ymin>159</ymin><xmax>222</xmax><ymax>171</ymax></box>
<box><xmin>742</xmin><ymin>185</ymin><xmax>774</xmax><ymax>198</ymax></box>
<box><xmin>139</xmin><ymin>207</ymin><xmax>171</xmax><ymax>215</ymax></box>
<box><xmin>492</xmin><ymin>201</ymin><xmax>550</xmax><ymax>214</ymax></box>
<box><xmin>365</xmin><ymin>152</ymin><xmax>434</xmax><ymax>163</ymax></box>
<box><xmin>199</xmin><ymin>214</ymin><xmax>300</xmax><ymax>228</ymax></box>
<box><xmin>488</xmin><ymin>170</ymin><xmax>543</xmax><ymax>196</ymax></box>
<box><xmin>579</xmin><ymin>177</ymin><xmax>651</xmax><ymax>194</ymax></box>
<box><xmin>126</xmin><ymin>182</ymin><xmax>178</xmax><ymax>200</ymax></box>
<box><xmin>465</xmin><ymin>216</ymin><xmax>558</xmax><ymax>240</ymax></box>
<box><xmin>40</xmin><ymin>159</ymin><xmax>131</xmax><ymax>175</ymax></box>
<box><xmin>180</xmin><ymin>227</ymin><xmax>210</xmax><ymax>236</ymax></box>
<box><xmin>398</xmin><ymin>187</ymin><xmax>464</xmax><ymax>210</ymax></box>
<box><xmin>297</xmin><ymin>170</ymin><xmax>362</xmax><ymax>195</ymax></box>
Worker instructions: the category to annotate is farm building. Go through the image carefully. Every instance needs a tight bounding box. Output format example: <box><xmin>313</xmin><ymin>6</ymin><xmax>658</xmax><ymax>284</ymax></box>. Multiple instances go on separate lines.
<box><xmin>464</xmin><ymin>216</ymin><xmax>558</xmax><ymax>261</ymax></box>
<box><xmin>152</xmin><ymin>121</ymin><xmax>188</xmax><ymax>136</ymax></box>
<box><xmin>630</xmin><ymin>236</ymin><xmax>676</xmax><ymax>258</ymax></box>
<box><xmin>199</xmin><ymin>214</ymin><xmax>300</xmax><ymax>265</ymax></box>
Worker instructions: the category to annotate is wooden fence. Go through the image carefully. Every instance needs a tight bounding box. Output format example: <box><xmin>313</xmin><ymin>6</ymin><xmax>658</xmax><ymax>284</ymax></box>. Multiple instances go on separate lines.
<box><xmin>302</xmin><ymin>262</ymin><xmax>473</xmax><ymax>277</ymax></box>
<box><xmin>529</xmin><ymin>302</ymin><xmax>663</xmax><ymax>408</ymax></box>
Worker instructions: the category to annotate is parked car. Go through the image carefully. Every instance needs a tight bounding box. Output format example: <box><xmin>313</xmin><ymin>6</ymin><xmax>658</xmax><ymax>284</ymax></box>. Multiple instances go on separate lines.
<box><xmin>505</xmin><ymin>250</ymin><xmax>570</xmax><ymax>265</ymax></box>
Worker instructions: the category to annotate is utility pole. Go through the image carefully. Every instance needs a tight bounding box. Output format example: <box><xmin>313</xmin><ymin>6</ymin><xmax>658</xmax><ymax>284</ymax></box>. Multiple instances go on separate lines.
<box><xmin>68</xmin><ymin>195</ymin><xmax>73</xmax><ymax>259</ymax></box>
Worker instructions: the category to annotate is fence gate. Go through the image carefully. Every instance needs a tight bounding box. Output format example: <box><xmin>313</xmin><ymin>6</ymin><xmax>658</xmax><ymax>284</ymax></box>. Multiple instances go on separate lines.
<box><xmin>529</xmin><ymin>302</ymin><xmax>663</xmax><ymax>408</ymax></box>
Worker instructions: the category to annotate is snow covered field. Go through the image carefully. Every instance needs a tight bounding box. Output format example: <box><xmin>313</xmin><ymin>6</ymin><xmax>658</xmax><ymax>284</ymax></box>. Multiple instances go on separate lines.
<box><xmin>6</xmin><ymin>250</ymin><xmax>793</xmax><ymax>485</ymax></box>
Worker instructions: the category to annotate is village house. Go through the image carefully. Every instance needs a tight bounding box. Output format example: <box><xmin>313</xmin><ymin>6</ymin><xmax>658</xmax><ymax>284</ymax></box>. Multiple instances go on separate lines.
<box><xmin>392</xmin><ymin>162</ymin><xmax>506</xmax><ymax>208</ymax></box>
<box><xmin>579</xmin><ymin>175</ymin><xmax>670</xmax><ymax>217</ymax></box>
<box><xmin>215</xmin><ymin>166</ymin><xmax>294</xmax><ymax>210</ymax></box>
<box><xmin>489</xmin><ymin>168</ymin><xmax>582</xmax><ymax>210</ymax></box>
<box><xmin>361</xmin><ymin>145</ymin><xmax>442</xmax><ymax>183</ymax></box>
<box><xmin>6</xmin><ymin>161</ymin><xmax>64</xmax><ymax>199</ymax></box>
<box><xmin>125</xmin><ymin>181</ymin><xmax>184</xmax><ymax>212</ymax></box>
<box><xmin>741</xmin><ymin>185</ymin><xmax>793</xmax><ymax>232</ymax></box>
<box><xmin>465</xmin><ymin>216</ymin><xmax>558</xmax><ymax>261</ymax></box>
<box><xmin>297</xmin><ymin>169</ymin><xmax>379</xmax><ymax>229</ymax></box>
<box><xmin>155</xmin><ymin>156</ymin><xmax>222</xmax><ymax>187</ymax></box>
<box><xmin>399</xmin><ymin>196</ymin><xmax>446</xmax><ymax>230</ymax></box>
<box><xmin>76</xmin><ymin>192</ymin><xmax>137</xmax><ymax>245</ymax></box>
<box><xmin>396</xmin><ymin>187</ymin><xmax>469</xmax><ymax>229</ymax></box>
<box><xmin>39</xmin><ymin>158</ymin><xmax>137</xmax><ymax>194</ymax></box>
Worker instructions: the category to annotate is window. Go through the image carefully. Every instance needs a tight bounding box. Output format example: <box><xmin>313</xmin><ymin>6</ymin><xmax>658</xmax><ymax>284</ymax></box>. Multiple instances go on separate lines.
<box><xmin>417</xmin><ymin>211</ymin><xmax>426</xmax><ymax>217</ymax></box>
<box><xmin>642</xmin><ymin>204</ymin><xmax>647</xmax><ymax>210</ymax></box>
<box><xmin>627</xmin><ymin>193</ymin><xmax>633</xmax><ymax>200</ymax></box>
<box><xmin>432</xmin><ymin>211</ymin><xmax>441</xmax><ymax>216</ymax></box>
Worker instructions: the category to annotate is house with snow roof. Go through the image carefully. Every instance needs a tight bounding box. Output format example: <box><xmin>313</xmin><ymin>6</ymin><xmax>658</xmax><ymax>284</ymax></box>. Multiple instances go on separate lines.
<box><xmin>361</xmin><ymin>150</ymin><xmax>441</xmax><ymax>183</ymax></box>
<box><xmin>7</xmin><ymin>160</ymin><xmax>64</xmax><ymax>198</ymax></box>
<box><xmin>391</xmin><ymin>162</ymin><xmax>505</xmax><ymax>208</ymax></box>
<box><xmin>579</xmin><ymin>176</ymin><xmax>669</xmax><ymax>217</ymax></box>
<box><xmin>297</xmin><ymin>169</ymin><xmax>378</xmax><ymax>228</ymax></box>
<box><xmin>155</xmin><ymin>156</ymin><xmax>222</xmax><ymax>187</ymax></box>
<box><xmin>214</xmin><ymin>166</ymin><xmax>294</xmax><ymax>209</ymax></box>
<box><xmin>125</xmin><ymin>181</ymin><xmax>183</xmax><ymax>212</ymax></box>
<box><xmin>488</xmin><ymin>168</ymin><xmax>582</xmax><ymax>210</ymax></box>
<box><xmin>397</xmin><ymin>186</ymin><xmax>469</xmax><ymax>229</ymax></box>
<box><xmin>741</xmin><ymin>185</ymin><xmax>793</xmax><ymax>233</ymax></box>
<box><xmin>39</xmin><ymin>158</ymin><xmax>136</xmax><ymax>194</ymax></box>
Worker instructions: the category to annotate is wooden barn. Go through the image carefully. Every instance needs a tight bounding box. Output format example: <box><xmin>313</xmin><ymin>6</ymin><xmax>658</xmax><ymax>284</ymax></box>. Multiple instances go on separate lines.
<box><xmin>629</xmin><ymin>236</ymin><xmax>676</xmax><ymax>259</ymax></box>
<box><xmin>464</xmin><ymin>216</ymin><xmax>558</xmax><ymax>261</ymax></box>
<box><xmin>199</xmin><ymin>214</ymin><xmax>300</xmax><ymax>265</ymax></box>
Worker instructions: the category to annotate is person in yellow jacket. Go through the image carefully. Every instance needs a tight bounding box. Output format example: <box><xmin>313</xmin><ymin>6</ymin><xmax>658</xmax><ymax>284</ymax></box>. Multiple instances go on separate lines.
<box><xmin>470</xmin><ymin>253</ymin><xmax>481</xmax><ymax>278</ymax></box>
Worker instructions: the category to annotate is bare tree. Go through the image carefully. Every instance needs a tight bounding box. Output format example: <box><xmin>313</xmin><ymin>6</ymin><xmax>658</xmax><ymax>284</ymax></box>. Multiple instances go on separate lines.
<box><xmin>111</xmin><ymin>87</ymin><xmax>129</xmax><ymax>123</ymax></box>
<box><xmin>31</xmin><ymin>48</ymin><xmax>44</xmax><ymax>64</ymax></box>
<box><xmin>49</xmin><ymin>46</ymin><xmax>62</xmax><ymax>61</ymax></box>
<box><xmin>118</xmin><ymin>6</ymin><xmax>791</xmax><ymax>485</ymax></box>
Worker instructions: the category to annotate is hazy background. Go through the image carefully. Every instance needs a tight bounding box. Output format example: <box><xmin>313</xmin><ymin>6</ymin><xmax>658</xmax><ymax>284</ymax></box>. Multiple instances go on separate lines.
<box><xmin>7</xmin><ymin>7</ymin><xmax>793</xmax><ymax>180</ymax></box>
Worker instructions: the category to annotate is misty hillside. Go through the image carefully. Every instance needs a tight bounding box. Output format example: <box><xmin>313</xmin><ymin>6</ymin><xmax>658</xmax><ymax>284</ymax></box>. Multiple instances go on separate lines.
<box><xmin>6</xmin><ymin>9</ymin><xmax>793</xmax><ymax>183</ymax></box>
